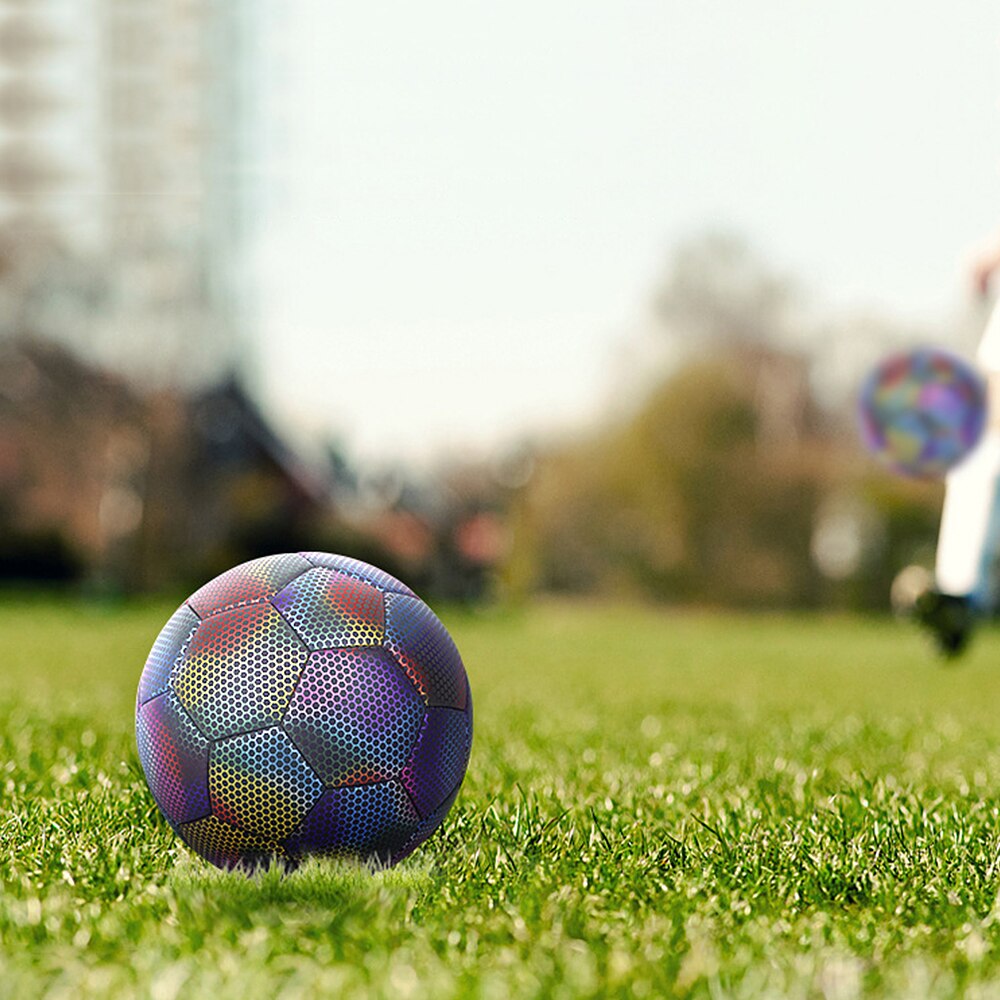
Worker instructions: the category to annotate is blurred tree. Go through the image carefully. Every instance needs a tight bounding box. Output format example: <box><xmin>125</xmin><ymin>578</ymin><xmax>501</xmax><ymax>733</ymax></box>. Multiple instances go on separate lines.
<box><xmin>503</xmin><ymin>235</ymin><xmax>946</xmax><ymax>610</ymax></box>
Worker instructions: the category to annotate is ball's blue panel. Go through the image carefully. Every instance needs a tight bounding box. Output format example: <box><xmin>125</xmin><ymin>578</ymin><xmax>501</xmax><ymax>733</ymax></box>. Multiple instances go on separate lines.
<box><xmin>138</xmin><ymin>604</ymin><xmax>199</xmax><ymax>705</ymax></box>
<box><xmin>384</xmin><ymin>593</ymin><xmax>468</xmax><ymax>708</ymax></box>
<box><xmin>209</xmin><ymin>727</ymin><xmax>323</xmax><ymax>840</ymax></box>
<box><xmin>299</xmin><ymin>551</ymin><xmax>415</xmax><ymax>596</ymax></box>
<box><xmin>271</xmin><ymin>568</ymin><xmax>384</xmax><ymax>650</ymax></box>
<box><xmin>401</xmin><ymin>706</ymin><xmax>472</xmax><ymax>819</ymax></box>
<box><xmin>282</xmin><ymin>648</ymin><xmax>424</xmax><ymax>787</ymax></box>
<box><xmin>136</xmin><ymin>691</ymin><xmax>211</xmax><ymax>826</ymax></box>
<box><xmin>173</xmin><ymin>603</ymin><xmax>308</xmax><ymax>741</ymax></box>
<box><xmin>187</xmin><ymin>553</ymin><xmax>312</xmax><ymax>618</ymax></box>
<box><xmin>284</xmin><ymin>782</ymin><xmax>421</xmax><ymax>864</ymax></box>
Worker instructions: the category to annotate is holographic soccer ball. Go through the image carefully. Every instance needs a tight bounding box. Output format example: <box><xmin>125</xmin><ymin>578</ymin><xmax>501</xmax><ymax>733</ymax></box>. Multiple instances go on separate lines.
<box><xmin>135</xmin><ymin>552</ymin><xmax>473</xmax><ymax>871</ymax></box>
<box><xmin>858</xmin><ymin>348</ymin><xmax>987</xmax><ymax>478</ymax></box>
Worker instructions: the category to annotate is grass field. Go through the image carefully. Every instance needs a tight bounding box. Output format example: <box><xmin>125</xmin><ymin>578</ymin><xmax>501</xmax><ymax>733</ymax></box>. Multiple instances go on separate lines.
<box><xmin>6</xmin><ymin>599</ymin><xmax>1000</xmax><ymax>997</ymax></box>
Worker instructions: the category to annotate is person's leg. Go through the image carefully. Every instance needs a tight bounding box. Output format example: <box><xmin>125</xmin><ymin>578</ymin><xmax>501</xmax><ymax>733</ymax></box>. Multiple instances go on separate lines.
<box><xmin>918</xmin><ymin>366</ymin><xmax>1000</xmax><ymax>654</ymax></box>
<box><xmin>936</xmin><ymin>424</ymin><xmax>1000</xmax><ymax>611</ymax></box>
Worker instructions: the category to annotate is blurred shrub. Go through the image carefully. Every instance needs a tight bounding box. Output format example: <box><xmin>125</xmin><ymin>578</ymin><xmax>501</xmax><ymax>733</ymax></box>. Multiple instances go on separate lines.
<box><xmin>504</xmin><ymin>345</ymin><xmax>942</xmax><ymax>611</ymax></box>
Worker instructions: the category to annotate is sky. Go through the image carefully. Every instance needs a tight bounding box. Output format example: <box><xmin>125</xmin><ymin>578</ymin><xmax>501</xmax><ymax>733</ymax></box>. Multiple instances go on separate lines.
<box><xmin>256</xmin><ymin>1</ymin><xmax>1000</xmax><ymax>465</ymax></box>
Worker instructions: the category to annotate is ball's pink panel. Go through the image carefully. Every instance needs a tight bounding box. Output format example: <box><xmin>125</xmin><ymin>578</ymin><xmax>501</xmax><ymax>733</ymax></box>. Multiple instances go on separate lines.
<box><xmin>187</xmin><ymin>553</ymin><xmax>312</xmax><ymax>618</ymax></box>
<box><xmin>384</xmin><ymin>593</ymin><xmax>468</xmax><ymax>708</ymax></box>
<box><xmin>272</xmin><ymin>568</ymin><xmax>384</xmax><ymax>650</ymax></box>
<box><xmin>299</xmin><ymin>552</ymin><xmax>415</xmax><ymax>596</ymax></box>
<box><xmin>136</xmin><ymin>691</ymin><xmax>211</xmax><ymax>826</ymax></box>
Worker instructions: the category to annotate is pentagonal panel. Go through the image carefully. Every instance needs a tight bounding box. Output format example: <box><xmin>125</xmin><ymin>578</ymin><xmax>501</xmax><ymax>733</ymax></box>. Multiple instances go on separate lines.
<box><xmin>173</xmin><ymin>603</ymin><xmax>308</xmax><ymax>741</ymax></box>
<box><xmin>178</xmin><ymin>814</ymin><xmax>284</xmax><ymax>872</ymax></box>
<box><xmin>282</xmin><ymin>648</ymin><xmax>424</xmax><ymax>787</ymax></box>
<box><xmin>299</xmin><ymin>551</ymin><xmax>414</xmax><ymax>596</ymax></box>
<box><xmin>284</xmin><ymin>781</ymin><xmax>421</xmax><ymax>864</ymax></box>
<box><xmin>135</xmin><ymin>691</ymin><xmax>211</xmax><ymax>826</ymax></box>
<box><xmin>401</xmin><ymin>706</ymin><xmax>473</xmax><ymax>818</ymax></box>
<box><xmin>384</xmin><ymin>594</ymin><xmax>468</xmax><ymax>708</ymax></box>
<box><xmin>187</xmin><ymin>553</ymin><xmax>312</xmax><ymax>618</ymax></box>
<box><xmin>271</xmin><ymin>568</ymin><xmax>384</xmax><ymax>650</ymax></box>
<box><xmin>209</xmin><ymin>727</ymin><xmax>323</xmax><ymax>840</ymax></box>
<box><xmin>137</xmin><ymin>604</ymin><xmax>200</xmax><ymax>704</ymax></box>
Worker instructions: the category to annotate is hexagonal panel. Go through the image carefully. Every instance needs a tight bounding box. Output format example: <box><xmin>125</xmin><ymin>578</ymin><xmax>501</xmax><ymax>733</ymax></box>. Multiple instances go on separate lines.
<box><xmin>173</xmin><ymin>603</ymin><xmax>308</xmax><ymax>741</ymax></box>
<box><xmin>284</xmin><ymin>781</ymin><xmax>421</xmax><ymax>864</ymax></box>
<box><xmin>299</xmin><ymin>552</ymin><xmax>414</xmax><ymax>596</ymax></box>
<box><xmin>209</xmin><ymin>727</ymin><xmax>323</xmax><ymax>841</ymax></box>
<box><xmin>271</xmin><ymin>568</ymin><xmax>384</xmax><ymax>650</ymax></box>
<box><xmin>187</xmin><ymin>553</ymin><xmax>312</xmax><ymax>618</ymax></box>
<box><xmin>282</xmin><ymin>647</ymin><xmax>424</xmax><ymax>787</ymax></box>
<box><xmin>400</xmin><ymin>706</ymin><xmax>473</xmax><ymax>818</ymax></box>
<box><xmin>137</xmin><ymin>604</ymin><xmax>200</xmax><ymax>705</ymax></box>
<box><xmin>135</xmin><ymin>690</ymin><xmax>211</xmax><ymax>826</ymax></box>
<box><xmin>178</xmin><ymin>814</ymin><xmax>285</xmax><ymax>872</ymax></box>
<box><xmin>384</xmin><ymin>593</ymin><xmax>468</xmax><ymax>708</ymax></box>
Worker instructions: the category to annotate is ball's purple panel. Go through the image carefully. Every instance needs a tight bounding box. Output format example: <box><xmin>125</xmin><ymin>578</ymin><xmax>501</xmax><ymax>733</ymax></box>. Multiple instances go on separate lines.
<box><xmin>173</xmin><ymin>603</ymin><xmax>308</xmax><ymax>741</ymax></box>
<box><xmin>284</xmin><ymin>781</ymin><xmax>421</xmax><ymax>864</ymax></box>
<box><xmin>401</xmin><ymin>706</ymin><xmax>472</xmax><ymax>819</ymax></box>
<box><xmin>209</xmin><ymin>727</ymin><xmax>323</xmax><ymax>840</ymax></box>
<box><xmin>138</xmin><ymin>604</ymin><xmax>199</xmax><ymax>704</ymax></box>
<box><xmin>392</xmin><ymin>783</ymin><xmax>462</xmax><ymax>865</ymax></box>
<box><xmin>178</xmin><ymin>814</ymin><xmax>284</xmax><ymax>872</ymax></box>
<box><xmin>187</xmin><ymin>553</ymin><xmax>312</xmax><ymax>618</ymax></box>
<box><xmin>136</xmin><ymin>691</ymin><xmax>211</xmax><ymax>826</ymax></box>
<box><xmin>299</xmin><ymin>552</ymin><xmax>415</xmax><ymax>596</ymax></box>
<box><xmin>384</xmin><ymin>594</ymin><xmax>468</xmax><ymax>708</ymax></box>
<box><xmin>282</xmin><ymin>648</ymin><xmax>424</xmax><ymax>787</ymax></box>
<box><xmin>272</xmin><ymin>568</ymin><xmax>384</xmax><ymax>650</ymax></box>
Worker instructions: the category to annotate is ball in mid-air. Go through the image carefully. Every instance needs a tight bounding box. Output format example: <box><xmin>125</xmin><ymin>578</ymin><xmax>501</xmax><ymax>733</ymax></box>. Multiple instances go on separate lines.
<box><xmin>135</xmin><ymin>552</ymin><xmax>472</xmax><ymax>871</ymax></box>
<box><xmin>858</xmin><ymin>348</ymin><xmax>986</xmax><ymax>478</ymax></box>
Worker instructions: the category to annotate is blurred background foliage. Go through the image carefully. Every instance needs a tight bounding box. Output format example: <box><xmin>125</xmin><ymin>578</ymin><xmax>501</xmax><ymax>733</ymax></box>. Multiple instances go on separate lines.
<box><xmin>0</xmin><ymin>4</ymin><xmax>965</xmax><ymax>611</ymax></box>
<box><xmin>0</xmin><ymin>230</ymin><xmax>946</xmax><ymax>611</ymax></box>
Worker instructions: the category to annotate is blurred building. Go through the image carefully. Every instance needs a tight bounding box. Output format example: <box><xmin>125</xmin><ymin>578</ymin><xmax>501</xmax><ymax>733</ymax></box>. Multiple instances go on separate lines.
<box><xmin>0</xmin><ymin>0</ymin><xmax>259</xmax><ymax>382</ymax></box>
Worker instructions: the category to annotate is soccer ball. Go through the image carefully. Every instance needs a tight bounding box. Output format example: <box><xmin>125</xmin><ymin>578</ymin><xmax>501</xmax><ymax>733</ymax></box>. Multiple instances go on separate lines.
<box><xmin>135</xmin><ymin>552</ymin><xmax>473</xmax><ymax>871</ymax></box>
<box><xmin>858</xmin><ymin>348</ymin><xmax>986</xmax><ymax>478</ymax></box>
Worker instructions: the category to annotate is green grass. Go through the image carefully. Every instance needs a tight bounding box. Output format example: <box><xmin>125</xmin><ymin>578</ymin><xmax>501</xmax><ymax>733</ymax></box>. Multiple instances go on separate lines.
<box><xmin>5</xmin><ymin>599</ymin><xmax>1000</xmax><ymax>997</ymax></box>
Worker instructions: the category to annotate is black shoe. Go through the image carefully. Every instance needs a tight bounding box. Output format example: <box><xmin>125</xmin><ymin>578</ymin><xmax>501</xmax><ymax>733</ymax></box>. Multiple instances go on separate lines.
<box><xmin>912</xmin><ymin>589</ymin><xmax>974</xmax><ymax>659</ymax></box>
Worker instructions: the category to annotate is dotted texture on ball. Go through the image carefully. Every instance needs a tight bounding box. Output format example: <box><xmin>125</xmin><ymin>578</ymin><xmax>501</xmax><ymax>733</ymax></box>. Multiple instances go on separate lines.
<box><xmin>284</xmin><ymin>782</ymin><xmax>421</xmax><ymax>864</ymax></box>
<box><xmin>210</xmin><ymin>727</ymin><xmax>323</xmax><ymax>840</ymax></box>
<box><xmin>401</xmin><ymin>706</ymin><xmax>473</xmax><ymax>818</ymax></box>
<box><xmin>385</xmin><ymin>593</ymin><xmax>468</xmax><ymax>708</ymax></box>
<box><xmin>394</xmin><ymin>783</ymin><xmax>463</xmax><ymax>865</ymax></box>
<box><xmin>179</xmin><ymin>814</ymin><xmax>285</xmax><ymax>872</ymax></box>
<box><xmin>272</xmin><ymin>568</ymin><xmax>384</xmax><ymax>650</ymax></box>
<box><xmin>136</xmin><ymin>551</ymin><xmax>473</xmax><ymax>873</ymax></box>
<box><xmin>138</xmin><ymin>604</ymin><xmax>199</xmax><ymax>705</ymax></box>
<box><xmin>136</xmin><ymin>691</ymin><xmax>211</xmax><ymax>826</ymax></box>
<box><xmin>283</xmin><ymin>647</ymin><xmax>424</xmax><ymax>787</ymax></box>
<box><xmin>187</xmin><ymin>553</ymin><xmax>312</xmax><ymax>617</ymax></box>
<box><xmin>299</xmin><ymin>552</ymin><xmax>414</xmax><ymax>596</ymax></box>
<box><xmin>173</xmin><ymin>603</ymin><xmax>308</xmax><ymax>740</ymax></box>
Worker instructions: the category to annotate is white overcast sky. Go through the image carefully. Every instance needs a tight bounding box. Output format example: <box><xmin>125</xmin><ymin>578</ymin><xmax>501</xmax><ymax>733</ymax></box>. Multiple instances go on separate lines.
<box><xmin>255</xmin><ymin>1</ymin><xmax>1000</xmax><ymax>464</ymax></box>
